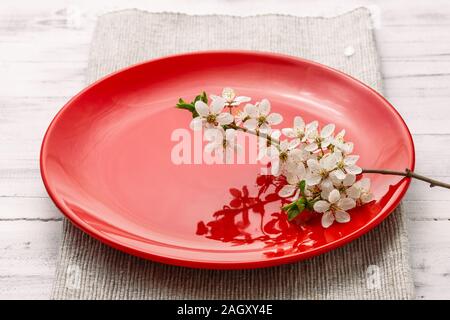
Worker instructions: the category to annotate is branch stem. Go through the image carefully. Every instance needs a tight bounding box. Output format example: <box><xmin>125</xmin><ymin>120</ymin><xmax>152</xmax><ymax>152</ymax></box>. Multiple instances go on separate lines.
<box><xmin>227</xmin><ymin>123</ymin><xmax>450</xmax><ymax>190</ymax></box>
<box><xmin>362</xmin><ymin>168</ymin><xmax>450</xmax><ymax>189</ymax></box>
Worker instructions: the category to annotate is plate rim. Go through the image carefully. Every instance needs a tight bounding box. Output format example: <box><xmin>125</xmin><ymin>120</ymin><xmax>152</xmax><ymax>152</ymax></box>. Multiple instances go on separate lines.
<box><xmin>40</xmin><ymin>50</ymin><xmax>415</xmax><ymax>269</ymax></box>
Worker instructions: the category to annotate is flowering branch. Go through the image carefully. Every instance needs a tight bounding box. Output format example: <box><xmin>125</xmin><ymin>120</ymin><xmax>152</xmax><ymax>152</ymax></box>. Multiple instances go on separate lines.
<box><xmin>176</xmin><ymin>88</ymin><xmax>450</xmax><ymax>228</ymax></box>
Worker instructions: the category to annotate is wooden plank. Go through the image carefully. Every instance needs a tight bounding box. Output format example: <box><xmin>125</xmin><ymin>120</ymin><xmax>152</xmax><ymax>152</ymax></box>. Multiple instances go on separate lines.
<box><xmin>0</xmin><ymin>220</ymin><xmax>61</xmax><ymax>300</ymax></box>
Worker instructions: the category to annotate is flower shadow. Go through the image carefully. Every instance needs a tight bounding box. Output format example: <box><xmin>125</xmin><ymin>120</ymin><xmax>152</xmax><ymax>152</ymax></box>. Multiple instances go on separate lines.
<box><xmin>195</xmin><ymin>174</ymin><xmax>322</xmax><ymax>257</ymax></box>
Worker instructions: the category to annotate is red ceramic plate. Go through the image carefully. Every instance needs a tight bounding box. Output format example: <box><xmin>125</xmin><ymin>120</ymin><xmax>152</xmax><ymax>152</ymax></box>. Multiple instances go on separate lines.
<box><xmin>41</xmin><ymin>51</ymin><xmax>414</xmax><ymax>269</ymax></box>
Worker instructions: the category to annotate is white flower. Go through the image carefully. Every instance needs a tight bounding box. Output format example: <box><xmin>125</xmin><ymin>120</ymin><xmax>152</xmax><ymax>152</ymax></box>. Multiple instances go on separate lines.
<box><xmin>282</xmin><ymin>116</ymin><xmax>318</xmax><ymax>145</ymax></box>
<box><xmin>204</xmin><ymin>128</ymin><xmax>240</xmax><ymax>162</ymax></box>
<box><xmin>331</xmin><ymin>173</ymin><xmax>356</xmax><ymax>189</ymax></box>
<box><xmin>278</xmin><ymin>162</ymin><xmax>307</xmax><ymax>200</ymax></box>
<box><xmin>324</xmin><ymin>173</ymin><xmax>356</xmax><ymax>199</ymax></box>
<box><xmin>190</xmin><ymin>98</ymin><xmax>233</xmax><ymax>131</ymax></box>
<box><xmin>332</xmin><ymin>129</ymin><xmax>354</xmax><ymax>154</ymax></box>
<box><xmin>333</xmin><ymin>150</ymin><xmax>362</xmax><ymax>179</ymax></box>
<box><xmin>347</xmin><ymin>178</ymin><xmax>373</xmax><ymax>204</ymax></box>
<box><xmin>242</xmin><ymin>99</ymin><xmax>283</xmax><ymax>133</ymax></box>
<box><xmin>267</xmin><ymin>139</ymin><xmax>299</xmax><ymax>176</ymax></box>
<box><xmin>313</xmin><ymin>189</ymin><xmax>356</xmax><ymax>228</ymax></box>
<box><xmin>304</xmin><ymin>123</ymin><xmax>335</xmax><ymax>152</ymax></box>
<box><xmin>211</xmin><ymin>87</ymin><xmax>250</xmax><ymax>107</ymax></box>
<box><xmin>305</xmin><ymin>153</ymin><xmax>338</xmax><ymax>186</ymax></box>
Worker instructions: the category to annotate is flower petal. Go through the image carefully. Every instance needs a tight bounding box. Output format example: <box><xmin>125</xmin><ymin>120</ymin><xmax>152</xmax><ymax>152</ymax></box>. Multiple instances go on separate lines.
<box><xmin>306</xmin><ymin>121</ymin><xmax>319</xmax><ymax>132</ymax></box>
<box><xmin>314</xmin><ymin>200</ymin><xmax>330</xmax><ymax>213</ymax></box>
<box><xmin>244</xmin><ymin>118</ymin><xmax>258</xmax><ymax>130</ymax></box>
<box><xmin>267</xmin><ymin>113</ymin><xmax>283</xmax><ymax>125</ymax></box>
<box><xmin>344</xmin><ymin>155</ymin><xmax>359</xmax><ymax>166</ymax></box>
<box><xmin>190</xmin><ymin>117</ymin><xmax>204</xmax><ymax>131</ymax></box>
<box><xmin>306</xmin><ymin>158</ymin><xmax>320</xmax><ymax>171</ymax></box>
<box><xmin>210</xmin><ymin>97</ymin><xmax>226</xmax><ymax>114</ymax></box>
<box><xmin>346</xmin><ymin>186</ymin><xmax>361</xmax><ymax>199</ymax></box>
<box><xmin>334</xmin><ymin>169</ymin><xmax>347</xmax><ymax>180</ymax></box>
<box><xmin>259</xmin><ymin>123</ymin><xmax>271</xmax><ymax>133</ymax></box>
<box><xmin>288</xmin><ymin>139</ymin><xmax>300</xmax><ymax>150</ymax></box>
<box><xmin>259</xmin><ymin>99</ymin><xmax>271</xmax><ymax>115</ymax></box>
<box><xmin>335</xmin><ymin>210</ymin><xmax>351</xmax><ymax>223</ymax></box>
<box><xmin>194</xmin><ymin>101</ymin><xmax>209</xmax><ymax>117</ymax></box>
<box><xmin>221</xmin><ymin>87</ymin><xmax>235</xmax><ymax>101</ymax></box>
<box><xmin>291</xmin><ymin>189</ymin><xmax>300</xmax><ymax>201</ymax></box>
<box><xmin>321</xmin><ymin>211</ymin><xmax>335</xmax><ymax>228</ymax></box>
<box><xmin>304</xmin><ymin>143</ymin><xmax>318</xmax><ymax>152</ymax></box>
<box><xmin>306</xmin><ymin>174</ymin><xmax>322</xmax><ymax>186</ymax></box>
<box><xmin>322</xmin><ymin>153</ymin><xmax>337</xmax><ymax>170</ymax></box>
<box><xmin>320</xmin><ymin>123</ymin><xmax>335</xmax><ymax>138</ymax></box>
<box><xmin>360</xmin><ymin>178</ymin><xmax>371</xmax><ymax>191</ymax></box>
<box><xmin>294</xmin><ymin>116</ymin><xmax>305</xmax><ymax>129</ymax></box>
<box><xmin>271</xmin><ymin>130</ymin><xmax>281</xmax><ymax>140</ymax></box>
<box><xmin>270</xmin><ymin>159</ymin><xmax>280</xmax><ymax>176</ymax></box>
<box><xmin>278</xmin><ymin>184</ymin><xmax>296</xmax><ymax>198</ymax></box>
<box><xmin>244</xmin><ymin>104</ymin><xmax>258</xmax><ymax>117</ymax></box>
<box><xmin>346</xmin><ymin>165</ymin><xmax>362</xmax><ymax>175</ymax></box>
<box><xmin>204</xmin><ymin>128</ymin><xmax>223</xmax><ymax>142</ymax></box>
<box><xmin>328</xmin><ymin>189</ymin><xmax>341</xmax><ymax>203</ymax></box>
<box><xmin>225</xmin><ymin>128</ymin><xmax>236</xmax><ymax>141</ymax></box>
<box><xmin>281</xmin><ymin>128</ymin><xmax>294</xmax><ymax>138</ymax></box>
<box><xmin>234</xmin><ymin>96</ymin><xmax>251</xmax><ymax>103</ymax></box>
<box><xmin>343</xmin><ymin>173</ymin><xmax>356</xmax><ymax>186</ymax></box>
<box><xmin>217</xmin><ymin>112</ymin><xmax>234</xmax><ymax>125</ymax></box>
<box><xmin>321</xmin><ymin>179</ymin><xmax>334</xmax><ymax>191</ymax></box>
<box><xmin>338</xmin><ymin>197</ymin><xmax>356</xmax><ymax>210</ymax></box>
<box><xmin>204</xmin><ymin>141</ymin><xmax>219</xmax><ymax>153</ymax></box>
<box><xmin>343</xmin><ymin>142</ymin><xmax>354</xmax><ymax>154</ymax></box>
<box><xmin>336</xmin><ymin>129</ymin><xmax>346</xmax><ymax>140</ymax></box>
<box><xmin>266</xmin><ymin>145</ymin><xmax>280</xmax><ymax>157</ymax></box>
<box><xmin>361</xmin><ymin>192</ymin><xmax>373</xmax><ymax>204</ymax></box>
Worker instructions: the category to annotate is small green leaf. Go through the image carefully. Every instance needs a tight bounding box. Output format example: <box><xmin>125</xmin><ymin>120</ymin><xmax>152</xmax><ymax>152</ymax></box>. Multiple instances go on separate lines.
<box><xmin>287</xmin><ymin>206</ymin><xmax>300</xmax><ymax>221</ymax></box>
<box><xmin>296</xmin><ymin>198</ymin><xmax>306</xmax><ymax>212</ymax></box>
<box><xmin>299</xmin><ymin>180</ymin><xmax>306</xmax><ymax>194</ymax></box>
<box><xmin>176</xmin><ymin>103</ymin><xmax>194</xmax><ymax>110</ymax></box>
<box><xmin>282</xmin><ymin>202</ymin><xmax>295</xmax><ymax>212</ymax></box>
<box><xmin>193</xmin><ymin>94</ymin><xmax>203</xmax><ymax>103</ymax></box>
<box><xmin>200</xmin><ymin>91</ymin><xmax>208</xmax><ymax>103</ymax></box>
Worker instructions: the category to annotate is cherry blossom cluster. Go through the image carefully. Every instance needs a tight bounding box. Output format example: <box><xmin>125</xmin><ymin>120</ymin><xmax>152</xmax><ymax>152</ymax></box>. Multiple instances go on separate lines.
<box><xmin>176</xmin><ymin>88</ymin><xmax>373</xmax><ymax>228</ymax></box>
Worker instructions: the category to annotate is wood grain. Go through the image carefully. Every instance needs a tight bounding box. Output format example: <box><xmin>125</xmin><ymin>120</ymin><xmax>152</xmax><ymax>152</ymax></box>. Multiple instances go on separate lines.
<box><xmin>1</xmin><ymin>0</ymin><xmax>450</xmax><ymax>299</ymax></box>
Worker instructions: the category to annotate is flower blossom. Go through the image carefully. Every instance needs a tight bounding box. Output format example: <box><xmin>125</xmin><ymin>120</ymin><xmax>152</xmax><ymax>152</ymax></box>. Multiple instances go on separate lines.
<box><xmin>305</xmin><ymin>153</ymin><xmax>338</xmax><ymax>186</ymax></box>
<box><xmin>313</xmin><ymin>189</ymin><xmax>356</xmax><ymax>228</ymax></box>
<box><xmin>304</xmin><ymin>123</ymin><xmax>335</xmax><ymax>152</ymax></box>
<box><xmin>282</xmin><ymin>116</ymin><xmax>318</xmax><ymax>145</ymax></box>
<box><xmin>204</xmin><ymin>128</ymin><xmax>240</xmax><ymax>162</ymax></box>
<box><xmin>242</xmin><ymin>99</ymin><xmax>283</xmax><ymax>133</ymax></box>
<box><xmin>190</xmin><ymin>98</ymin><xmax>233</xmax><ymax>131</ymax></box>
<box><xmin>332</xmin><ymin>129</ymin><xmax>354</xmax><ymax>154</ymax></box>
<box><xmin>333</xmin><ymin>150</ymin><xmax>362</xmax><ymax>179</ymax></box>
<box><xmin>278</xmin><ymin>163</ymin><xmax>307</xmax><ymax>200</ymax></box>
<box><xmin>347</xmin><ymin>178</ymin><xmax>373</xmax><ymax>204</ymax></box>
<box><xmin>267</xmin><ymin>139</ymin><xmax>299</xmax><ymax>176</ymax></box>
<box><xmin>211</xmin><ymin>87</ymin><xmax>251</xmax><ymax>107</ymax></box>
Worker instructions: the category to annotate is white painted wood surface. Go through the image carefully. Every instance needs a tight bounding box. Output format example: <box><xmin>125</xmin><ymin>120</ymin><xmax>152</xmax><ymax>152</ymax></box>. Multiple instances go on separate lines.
<box><xmin>1</xmin><ymin>0</ymin><xmax>450</xmax><ymax>300</ymax></box>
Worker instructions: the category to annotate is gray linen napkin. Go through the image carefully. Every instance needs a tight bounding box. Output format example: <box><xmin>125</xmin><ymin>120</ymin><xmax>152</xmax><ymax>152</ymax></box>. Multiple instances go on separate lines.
<box><xmin>51</xmin><ymin>8</ymin><xmax>414</xmax><ymax>299</ymax></box>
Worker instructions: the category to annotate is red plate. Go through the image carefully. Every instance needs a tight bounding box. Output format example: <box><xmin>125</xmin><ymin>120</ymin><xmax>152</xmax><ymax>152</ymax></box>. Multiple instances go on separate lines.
<box><xmin>40</xmin><ymin>51</ymin><xmax>414</xmax><ymax>269</ymax></box>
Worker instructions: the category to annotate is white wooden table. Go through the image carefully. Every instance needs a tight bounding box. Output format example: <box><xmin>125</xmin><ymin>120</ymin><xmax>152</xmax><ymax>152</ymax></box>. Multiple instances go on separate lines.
<box><xmin>1</xmin><ymin>0</ymin><xmax>450</xmax><ymax>300</ymax></box>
